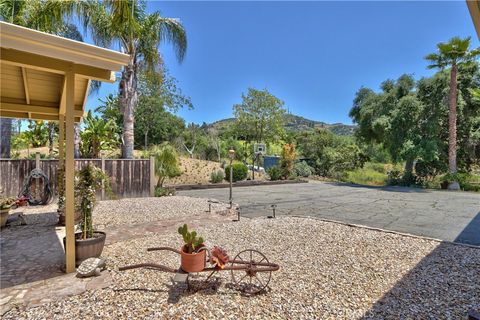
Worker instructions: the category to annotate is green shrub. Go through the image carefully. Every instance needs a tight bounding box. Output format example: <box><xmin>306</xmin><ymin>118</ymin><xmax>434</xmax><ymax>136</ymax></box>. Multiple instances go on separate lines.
<box><xmin>364</xmin><ymin>162</ymin><xmax>388</xmax><ymax>174</ymax></box>
<box><xmin>294</xmin><ymin>161</ymin><xmax>313</xmax><ymax>177</ymax></box>
<box><xmin>267</xmin><ymin>166</ymin><xmax>283</xmax><ymax>181</ymax></box>
<box><xmin>224</xmin><ymin>163</ymin><xmax>248</xmax><ymax>182</ymax></box>
<box><xmin>210</xmin><ymin>170</ymin><xmax>225</xmax><ymax>183</ymax></box>
<box><xmin>155</xmin><ymin>186</ymin><xmax>176</xmax><ymax>197</ymax></box>
<box><xmin>441</xmin><ymin>173</ymin><xmax>480</xmax><ymax>192</ymax></box>
<box><xmin>344</xmin><ymin>168</ymin><xmax>387</xmax><ymax>186</ymax></box>
<box><xmin>387</xmin><ymin>170</ymin><xmax>402</xmax><ymax>186</ymax></box>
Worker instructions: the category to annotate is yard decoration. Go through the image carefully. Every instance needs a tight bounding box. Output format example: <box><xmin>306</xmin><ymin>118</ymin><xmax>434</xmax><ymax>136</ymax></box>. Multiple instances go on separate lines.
<box><xmin>76</xmin><ymin>257</ymin><xmax>106</xmax><ymax>277</ymax></box>
<box><xmin>210</xmin><ymin>246</ymin><xmax>229</xmax><ymax>269</ymax></box>
<box><xmin>63</xmin><ymin>164</ymin><xmax>112</xmax><ymax>266</ymax></box>
<box><xmin>178</xmin><ymin>224</ymin><xmax>206</xmax><ymax>272</ymax></box>
<box><xmin>119</xmin><ymin>225</ymin><xmax>280</xmax><ymax>295</ymax></box>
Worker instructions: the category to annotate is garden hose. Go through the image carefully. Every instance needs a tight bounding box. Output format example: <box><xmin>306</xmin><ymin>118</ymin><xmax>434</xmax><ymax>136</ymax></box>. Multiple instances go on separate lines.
<box><xmin>18</xmin><ymin>168</ymin><xmax>53</xmax><ymax>205</ymax></box>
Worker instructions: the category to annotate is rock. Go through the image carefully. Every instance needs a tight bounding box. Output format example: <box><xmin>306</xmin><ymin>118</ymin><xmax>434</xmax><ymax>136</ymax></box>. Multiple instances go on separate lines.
<box><xmin>76</xmin><ymin>258</ymin><xmax>106</xmax><ymax>278</ymax></box>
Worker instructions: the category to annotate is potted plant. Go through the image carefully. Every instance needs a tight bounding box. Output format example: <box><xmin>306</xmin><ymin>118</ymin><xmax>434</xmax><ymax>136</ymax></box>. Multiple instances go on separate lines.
<box><xmin>0</xmin><ymin>197</ymin><xmax>16</xmax><ymax>227</ymax></box>
<box><xmin>63</xmin><ymin>164</ymin><xmax>112</xmax><ymax>266</ymax></box>
<box><xmin>178</xmin><ymin>224</ymin><xmax>206</xmax><ymax>272</ymax></box>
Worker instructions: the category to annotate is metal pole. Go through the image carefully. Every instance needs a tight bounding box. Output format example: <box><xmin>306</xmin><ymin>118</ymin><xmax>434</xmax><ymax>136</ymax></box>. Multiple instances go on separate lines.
<box><xmin>229</xmin><ymin>157</ymin><xmax>233</xmax><ymax>209</ymax></box>
<box><xmin>252</xmin><ymin>153</ymin><xmax>255</xmax><ymax>181</ymax></box>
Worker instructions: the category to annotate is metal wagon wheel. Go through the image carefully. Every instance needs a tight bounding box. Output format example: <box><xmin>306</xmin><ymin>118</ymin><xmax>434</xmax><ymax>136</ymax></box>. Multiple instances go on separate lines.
<box><xmin>230</xmin><ymin>249</ymin><xmax>272</xmax><ymax>295</ymax></box>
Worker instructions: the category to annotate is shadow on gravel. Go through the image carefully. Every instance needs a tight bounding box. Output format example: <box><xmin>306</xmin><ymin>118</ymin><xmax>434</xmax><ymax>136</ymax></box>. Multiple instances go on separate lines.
<box><xmin>323</xmin><ymin>182</ymin><xmax>429</xmax><ymax>193</ymax></box>
<box><xmin>454</xmin><ymin>212</ymin><xmax>480</xmax><ymax>246</ymax></box>
<box><xmin>361</xmin><ymin>242</ymin><xmax>480</xmax><ymax>319</ymax></box>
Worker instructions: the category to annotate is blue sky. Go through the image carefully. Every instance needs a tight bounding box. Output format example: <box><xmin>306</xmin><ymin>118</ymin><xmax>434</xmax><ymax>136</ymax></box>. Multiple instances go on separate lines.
<box><xmin>89</xmin><ymin>1</ymin><xmax>479</xmax><ymax>125</ymax></box>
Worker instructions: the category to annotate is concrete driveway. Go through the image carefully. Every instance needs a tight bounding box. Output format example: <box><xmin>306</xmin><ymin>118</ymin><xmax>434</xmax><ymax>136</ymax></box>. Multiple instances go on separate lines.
<box><xmin>179</xmin><ymin>181</ymin><xmax>480</xmax><ymax>246</ymax></box>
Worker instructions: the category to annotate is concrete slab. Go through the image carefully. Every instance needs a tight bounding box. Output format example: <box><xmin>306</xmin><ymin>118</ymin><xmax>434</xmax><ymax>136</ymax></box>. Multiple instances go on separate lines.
<box><xmin>179</xmin><ymin>181</ymin><xmax>480</xmax><ymax>245</ymax></box>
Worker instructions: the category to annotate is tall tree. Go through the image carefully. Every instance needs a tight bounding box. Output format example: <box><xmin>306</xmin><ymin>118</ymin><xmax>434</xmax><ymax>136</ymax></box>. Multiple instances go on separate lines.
<box><xmin>134</xmin><ymin>69</ymin><xmax>191</xmax><ymax>149</ymax></box>
<box><xmin>425</xmin><ymin>37</ymin><xmax>480</xmax><ymax>189</ymax></box>
<box><xmin>234</xmin><ymin>88</ymin><xmax>286</xmax><ymax>144</ymax></box>
<box><xmin>83</xmin><ymin>0</ymin><xmax>187</xmax><ymax>159</ymax></box>
<box><xmin>0</xmin><ymin>119</ymin><xmax>12</xmax><ymax>158</ymax></box>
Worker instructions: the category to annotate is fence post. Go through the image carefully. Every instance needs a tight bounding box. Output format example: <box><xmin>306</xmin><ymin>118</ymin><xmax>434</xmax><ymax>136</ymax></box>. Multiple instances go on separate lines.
<box><xmin>150</xmin><ymin>156</ymin><xmax>155</xmax><ymax>197</ymax></box>
<box><xmin>101</xmin><ymin>157</ymin><xmax>105</xmax><ymax>200</ymax></box>
<box><xmin>35</xmin><ymin>152</ymin><xmax>40</xmax><ymax>169</ymax></box>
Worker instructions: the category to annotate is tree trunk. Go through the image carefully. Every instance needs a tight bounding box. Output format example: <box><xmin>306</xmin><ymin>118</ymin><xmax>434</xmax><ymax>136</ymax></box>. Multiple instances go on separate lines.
<box><xmin>404</xmin><ymin>158</ymin><xmax>414</xmax><ymax>174</ymax></box>
<box><xmin>74</xmin><ymin>123</ymin><xmax>81</xmax><ymax>159</ymax></box>
<box><xmin>448</xmin><ymin>64</ymin><xmax>460</xmax><ymax>190</ymax></box>
<box><xmin>119</xmin><ymin>60</ymin><xmax>138</xmax><ymax>159</ymax></box>
<box><xmin>0</xmin><ymin>118</ymin><xmax>12</xmax><ymax>158</ymax></box>
<box><xmin>144</xmin><ymin>129</ymin><xmax>148</xmax><ymax>150</ymax></box>
<box><xmin>48</xmin><ymin>122</ymin><xmax>55</xmax><ymax>156</ymax></box>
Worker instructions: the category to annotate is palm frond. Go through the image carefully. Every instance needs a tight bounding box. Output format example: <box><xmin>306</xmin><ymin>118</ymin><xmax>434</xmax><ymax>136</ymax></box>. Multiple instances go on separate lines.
<box><xmin>158</xmin><ymin>16</ymin><xmax>187</xmax><ymax>63</ymax></box>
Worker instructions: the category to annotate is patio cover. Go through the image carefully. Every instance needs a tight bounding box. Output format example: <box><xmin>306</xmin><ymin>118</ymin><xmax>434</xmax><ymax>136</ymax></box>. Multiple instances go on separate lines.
<box><xmin>468</xmin><ymin>0</ymin><xmax>480</xmax><ymax>39</ymax></box>
<box><xmin>0</xmin><ymin>21</ymin><xmax>129</xmax><ymax>272</ymax></box>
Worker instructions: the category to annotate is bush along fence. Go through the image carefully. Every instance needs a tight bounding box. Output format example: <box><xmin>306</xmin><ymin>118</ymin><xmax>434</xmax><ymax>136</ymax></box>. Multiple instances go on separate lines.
<box><xmin>0</xmin><ymin>154</ymin><xmax>156</xmax><ymax>199</ymax></box>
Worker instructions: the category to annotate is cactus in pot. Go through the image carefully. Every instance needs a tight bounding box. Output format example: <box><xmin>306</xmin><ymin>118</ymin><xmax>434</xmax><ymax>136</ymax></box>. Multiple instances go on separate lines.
<box><xmin>178</xmin><ymin>224</ymin><xmax>205</xmax><ymax>253</ymax></box>
<box><xmin>178</xmin><ymin>224</ymin><xmax>206</xmax><ymax>272</ymax></box>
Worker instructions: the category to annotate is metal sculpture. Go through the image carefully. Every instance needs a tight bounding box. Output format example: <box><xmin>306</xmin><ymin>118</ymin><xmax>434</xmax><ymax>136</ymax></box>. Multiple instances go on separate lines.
<box><xmin>119</xmin><ymin>246</ymin><xmax>280</xmax><ymax>295</ymax></box>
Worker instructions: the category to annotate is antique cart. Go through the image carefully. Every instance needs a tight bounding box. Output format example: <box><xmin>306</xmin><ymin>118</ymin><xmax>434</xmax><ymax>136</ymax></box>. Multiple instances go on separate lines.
<box><xmin>119</xmin><ymin>246</ymin><xmax>280</xmax><ymax>295</ymax></box>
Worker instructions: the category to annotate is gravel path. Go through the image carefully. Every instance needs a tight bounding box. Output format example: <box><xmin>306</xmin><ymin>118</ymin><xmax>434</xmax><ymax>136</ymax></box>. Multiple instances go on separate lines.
<box><xmin>93</xmin><ymin>196</ymin><xmax>228</xmax><ymax>228</ymax></box>
<box><xmin>4</xmin><ymin>216</ymin><xmax>479</xmax><ymax>319</ymax></box>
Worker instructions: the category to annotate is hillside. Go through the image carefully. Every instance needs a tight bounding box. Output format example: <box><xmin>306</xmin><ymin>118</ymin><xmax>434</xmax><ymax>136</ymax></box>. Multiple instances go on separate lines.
<box><xmin>209</xmin><ymin>114</ymin><xmax>356</xmax><ymax>136</ymax></box>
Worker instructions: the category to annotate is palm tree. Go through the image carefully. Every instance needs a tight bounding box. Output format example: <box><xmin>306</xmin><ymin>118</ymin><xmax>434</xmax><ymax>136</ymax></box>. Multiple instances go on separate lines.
<box><xmin>150</xmin><ymin>144</ymin><xmax>181</xmax><ymax>187</ymax></box>
<box><xmin>83</xmin><ymin>0</ymin><xmax>187</xmax><ymax>159</ymax></box>
<box><xmin>80</xmin><ymin>111</ymin><xmax>119</xmax><ymax>158</ymax></box>
<box><xmin>425</xmin><ymin>37</ymin><xmax>480</xmax><ymax>190</ymax></box>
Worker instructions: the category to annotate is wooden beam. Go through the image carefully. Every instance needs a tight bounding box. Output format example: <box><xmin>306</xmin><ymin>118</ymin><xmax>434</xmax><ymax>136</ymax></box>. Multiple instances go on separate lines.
<box><xmin>82</xmin><ymin>79</ymin><xmax>91</xmax><ymax>112</ymax></box>
<box><xmin>0</xmin><ymin>102</ymin><xmax>83</xmax><ymax>118</ymax></box>
<box><xmin>21</xmin><ymin>67</ymin><xmax>30</xmax><ymax>104</ymax></box>
<box><xmin>59</xmin><ymin>114</ymin><xmax>65</xmax><ymax>165</ymax></box>
<box><xmin>0</xmin><ymin>110</ymin><xmax>81</xmax><ymax>122</ymax></box>
<box><xmin>467</xmin><ymin>0</ymin><xmax>480</xmax><ymax>40</ymax></box>
<box><xmin>1</xmin><ymin>48</ymin><xmax>116</xmax><ymax>82</ymax></box>
<box><xmin>65</xmin><ymin>68</ymin><xmax>76</xmax><ymax>273</ymax></box>
<box><xmin>1</xmin><ymin>97</ymin><xmax>59</xmax><ymax>108</ymax></box>
<box><xmin>60</xmin><ymin>78</ymin><xmax>67</xmax><ymax>115</ymax></box>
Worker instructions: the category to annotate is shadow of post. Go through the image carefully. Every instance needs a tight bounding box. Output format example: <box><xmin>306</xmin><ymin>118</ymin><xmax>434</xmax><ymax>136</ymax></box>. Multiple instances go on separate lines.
<box><xmin>0</xmin><ymin>211</ymin><xmax>65</xmax><ymax>289</ymax></box>
<box><xmin>454</xmin><ymin>212</ymin><xmax>480</xmax><ymax>246</ymax></box>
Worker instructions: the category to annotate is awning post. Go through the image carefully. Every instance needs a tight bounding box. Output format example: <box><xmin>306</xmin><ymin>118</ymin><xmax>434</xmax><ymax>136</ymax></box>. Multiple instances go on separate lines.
<box><xmin>65</xmin><ymin>68</ymin><xmax>76</xmax><ymax>273</ymax></box>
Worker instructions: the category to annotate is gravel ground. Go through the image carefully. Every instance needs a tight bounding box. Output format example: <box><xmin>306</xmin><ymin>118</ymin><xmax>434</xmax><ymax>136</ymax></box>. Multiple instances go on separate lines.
<box><xmin>4</xmin><ymin>216</ymin><xmax>479</xmax><ymax>319</ymax></box>
<box><xmin>93</xmin><ymin>196</ymin><xmax>228</xmax><ymax>227</ymax></box>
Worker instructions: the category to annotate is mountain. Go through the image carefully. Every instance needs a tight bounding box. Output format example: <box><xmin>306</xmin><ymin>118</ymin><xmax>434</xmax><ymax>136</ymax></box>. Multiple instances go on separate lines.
<box><xmin>208</xmin><ymin>114</ymin><xmax>356</xmax><ymax>136</ymax></box>
<box><xmin>283</xmin><ymin>114</ymin><xmax>356</xmax><ymax>136</ymax></box>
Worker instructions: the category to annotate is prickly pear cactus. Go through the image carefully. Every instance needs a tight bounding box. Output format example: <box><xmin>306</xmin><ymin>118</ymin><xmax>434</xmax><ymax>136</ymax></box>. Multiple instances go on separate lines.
<box><xmin>178</xmin><ymin>224</ymin><xmax>205</xmax><ymax>253</ymax></box>
<box><xmin>76</xmin><ymin>257</ymin><xmax>106</xmax><ymax>278</ymax></box>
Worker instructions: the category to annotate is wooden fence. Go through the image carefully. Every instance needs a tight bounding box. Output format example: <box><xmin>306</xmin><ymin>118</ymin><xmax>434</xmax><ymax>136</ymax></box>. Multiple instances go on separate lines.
<box><xmin>0</xmin><ymin>155</ymin><xmax>155</xmax><ymax>199</ymax></box>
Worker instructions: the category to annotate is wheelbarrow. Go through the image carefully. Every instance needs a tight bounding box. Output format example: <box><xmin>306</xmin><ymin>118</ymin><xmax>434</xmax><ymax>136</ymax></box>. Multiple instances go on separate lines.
<box><xmin>119</xmin><ymin>246</ymin><xmax>280</xmax><ymax>295</ymax></box>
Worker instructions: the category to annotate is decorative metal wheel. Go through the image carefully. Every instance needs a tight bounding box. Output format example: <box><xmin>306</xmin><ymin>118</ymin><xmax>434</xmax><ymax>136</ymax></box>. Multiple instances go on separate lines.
<box><xmin>230</xmin><ymin>249</ymin><xmax>272</xmax><ymax>295</ymax></box>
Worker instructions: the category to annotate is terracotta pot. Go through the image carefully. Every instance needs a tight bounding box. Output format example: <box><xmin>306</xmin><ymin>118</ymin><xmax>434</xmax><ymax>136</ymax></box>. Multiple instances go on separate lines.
<box><xmin>63</xmin><ymin>231</ymin><xmax>106</xmax><ymax>266</ymax></box>
<box><xmin>180</xmin><ymin>245</ymin><xmax>206</xmax><ymax>272</ymax></box>
<box><xmin>0</xmin><ymin>208</ymin><xmax>10</xmax><ymax>228</ymax></box>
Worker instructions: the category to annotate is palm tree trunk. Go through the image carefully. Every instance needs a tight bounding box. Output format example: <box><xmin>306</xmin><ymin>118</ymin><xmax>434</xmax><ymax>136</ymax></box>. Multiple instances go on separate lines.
<box><xmin>48</xmin><ymin>122</ymin><xmax>55</xmax><ymax>156</ymax></box>
<box><xmin>74</xmin><ymin>124</ymin><xmax>81</xmax><ymax>158</ymax></box>
<box><xmin>448</xmin><ymin>64</ymin><xmax>459</xmax><ymax>190</ymax></box>
<box><xmin>0</xmin><ymin>118</ymin><xmax>12</xmax><ymax>158</ymax></box>
<box><xmin>119</xmin><ymin>61</ymin><xmax>138</xmax><ymax>159</ymax></box>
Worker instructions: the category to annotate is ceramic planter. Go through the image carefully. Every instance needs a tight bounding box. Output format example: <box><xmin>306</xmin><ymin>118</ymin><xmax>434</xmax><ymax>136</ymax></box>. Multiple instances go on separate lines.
<box><xmin>180</xmin><ymin>245</ymin><xmax>206</xmax><ymax>272</ymax></box>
